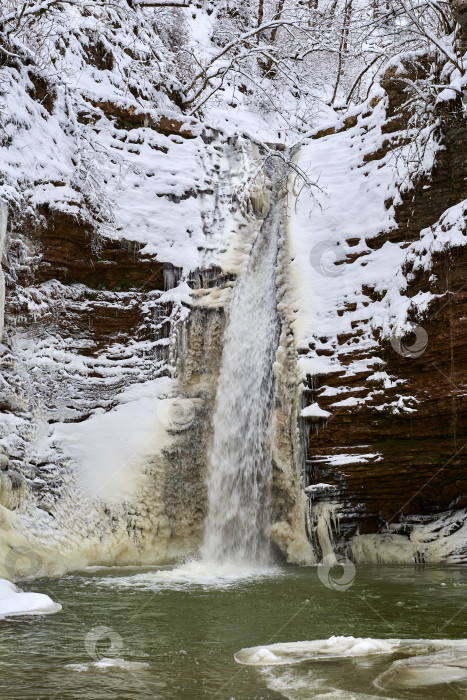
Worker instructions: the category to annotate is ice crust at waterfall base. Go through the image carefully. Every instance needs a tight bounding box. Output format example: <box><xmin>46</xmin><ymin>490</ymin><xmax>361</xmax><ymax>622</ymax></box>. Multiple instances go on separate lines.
<box><xmin>0</xmin><ymin>578</ymin><xmax>61</xmax><ymax>618</ymax></box>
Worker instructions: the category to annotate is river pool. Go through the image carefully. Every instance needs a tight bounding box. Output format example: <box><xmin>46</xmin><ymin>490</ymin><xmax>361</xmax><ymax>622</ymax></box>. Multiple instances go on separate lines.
<box><xmin>2</xmin><ymin>563</ymin><xmax>467</xmax><ymax>699</ymax></box>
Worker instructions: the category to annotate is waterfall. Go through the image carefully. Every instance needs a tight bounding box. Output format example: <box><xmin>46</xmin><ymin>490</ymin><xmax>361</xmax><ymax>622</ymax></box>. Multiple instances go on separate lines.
<box><xmin>0</xmin><ymin>200</ymin><xmax>7</xmax><ymax>341</ymax></box>
<box><xmin>201</xmin><ymin>177</ymin><xmax>281</xmax><ymax>565</ymax></box>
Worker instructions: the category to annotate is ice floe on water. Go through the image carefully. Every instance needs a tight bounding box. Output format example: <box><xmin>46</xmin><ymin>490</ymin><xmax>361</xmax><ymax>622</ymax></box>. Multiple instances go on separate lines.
<box><xmin>236</xmin><ymin>637</ymin><xmax>467</xmax><ymax>698</ymax></box>
<box><xmin>94</xmin><ymin>560</ymin><xmax>281</xmax><ymax>591</ymax></box>
<box><xmin>65</xmin><ymin>658</ymin><xmax>149</xmax><ymax>673</ymax></box>
<box><xmin>235</xmin><ymin>636</ymin><xmax>398</xmax><ymax>665</ymax></box>
<box><xmin>375</xmin><ymin>650</ymin><xmax>467</xmax><ymax>689</ymax></box>
<box><xmin>0</xmin><ymin>578</ymin><xmax>61</xmax><ymax>619</ymax></box>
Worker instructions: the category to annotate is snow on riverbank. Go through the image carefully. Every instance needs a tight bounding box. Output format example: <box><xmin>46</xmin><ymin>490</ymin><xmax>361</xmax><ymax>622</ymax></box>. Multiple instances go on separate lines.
<box><xmin>0</xmin><ymin>578</ymin><xmax>61</xmax><ymax>619</ymax></box>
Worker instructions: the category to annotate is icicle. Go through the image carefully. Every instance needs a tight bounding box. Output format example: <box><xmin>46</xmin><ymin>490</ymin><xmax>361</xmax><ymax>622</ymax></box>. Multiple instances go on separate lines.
<box><xmin>163</xmin><ymin>264</ymin><xmax>182</xmax><ymax>291</ymax></box>
<box><xmin>311</xmin><ymin>502</ymin><xmax>339</xmax><ymax>562</ymax></box>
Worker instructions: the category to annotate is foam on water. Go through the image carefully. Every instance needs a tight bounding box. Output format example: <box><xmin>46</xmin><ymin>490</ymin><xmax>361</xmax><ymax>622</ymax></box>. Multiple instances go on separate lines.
<box><xmin>65</xmin><ymin>658</ymin><xmax>149</xmax><ymax>673</ymax></box>
<box><xmin>94</xmin><ymin>560</ymin><xmax>281</xmax><ymax>591</ymax></box>
<box><xmin>262</xmin><ymin>667</ymin><xmax>397</xmax><ymax>700</ymax></box>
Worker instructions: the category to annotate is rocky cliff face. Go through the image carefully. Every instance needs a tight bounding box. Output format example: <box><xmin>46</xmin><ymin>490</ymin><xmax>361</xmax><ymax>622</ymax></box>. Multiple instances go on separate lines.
<box><xmin>1</xmin><ymin>2</ymin><xmax>466</xmax><ymax>574</ymax></box>
<box><xmin>0</xmin><ymin>4</ymin><xmax>270</xmax><ymax>571</ymax></box>
<box><xmin>300</xmin><ymin>59</ymin><xmax>467</xmax><ymax>563</ymax></box>
<box><xmin>0</xmin><ymin>93</ymin><xmax>312</xmax><ymax>573</ymax></box>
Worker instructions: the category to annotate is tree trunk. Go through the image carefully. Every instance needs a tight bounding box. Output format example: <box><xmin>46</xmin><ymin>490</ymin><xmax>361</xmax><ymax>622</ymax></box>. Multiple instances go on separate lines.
<box><xmin>331</xmin><ymin>0</ymin><xmax>353</xmax><ymax>104</ymax></box>
<box><xmin>270</xmin><ymin>0</ymin><xmax>286</xmax><ymax>44</ymax></box>
<box><xmin>263</xmin><ymin>0</ymin><xmax>286</xmax><ymax>75</ymax></box>
<box><xmin>329</xmin><ymin>0</ymin><xmax>339</xmax><ymax>17</ymax></box>
<box><xmin>451</xmin><ymin>0</ymin><xmax>467</xmax><ymax>52</ymax></box>
<box><xmin>258</xmin><ymin>0</ymin><xmax>264</xmax><ymax>27</ymax></box>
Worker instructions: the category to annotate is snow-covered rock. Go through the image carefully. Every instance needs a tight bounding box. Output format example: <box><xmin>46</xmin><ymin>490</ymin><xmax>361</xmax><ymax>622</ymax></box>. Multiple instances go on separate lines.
<box><xmin>0</xmin><ymin>578</ymin><xmax>61</xmax><ymax>619</ymax></box>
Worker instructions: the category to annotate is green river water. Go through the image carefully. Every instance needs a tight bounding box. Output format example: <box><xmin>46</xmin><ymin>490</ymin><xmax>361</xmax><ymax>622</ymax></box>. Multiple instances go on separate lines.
<box><xmin>1</xmin><ymin>564</ymin><xmax>467</xmax><ymax>699</ymax></box>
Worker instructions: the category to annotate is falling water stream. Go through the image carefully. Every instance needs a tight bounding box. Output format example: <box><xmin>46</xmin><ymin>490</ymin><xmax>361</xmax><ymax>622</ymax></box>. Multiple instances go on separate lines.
<box><xmin>201</xmin><ymin>176</ymin><xmax>281</xmax><ymax>565</ymax></box>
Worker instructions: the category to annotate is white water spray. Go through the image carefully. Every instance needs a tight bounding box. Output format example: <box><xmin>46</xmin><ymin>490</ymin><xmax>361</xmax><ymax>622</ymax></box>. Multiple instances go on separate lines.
<box><xmin>201</xmin><ymin>179</ymin><xmax>281</xmax><ymax>565</ymax></box>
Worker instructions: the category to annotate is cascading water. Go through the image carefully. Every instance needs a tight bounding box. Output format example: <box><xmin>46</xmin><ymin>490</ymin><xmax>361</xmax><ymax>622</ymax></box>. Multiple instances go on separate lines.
<box><xmin>0</xmin><ymin>200</ymin><xmax>7</xmax><ymax>340</ymax></box>
<box><xmin>201</xmin><ymin>173</ymin><xmax>281</xmax><ymax>565</ymax></box>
